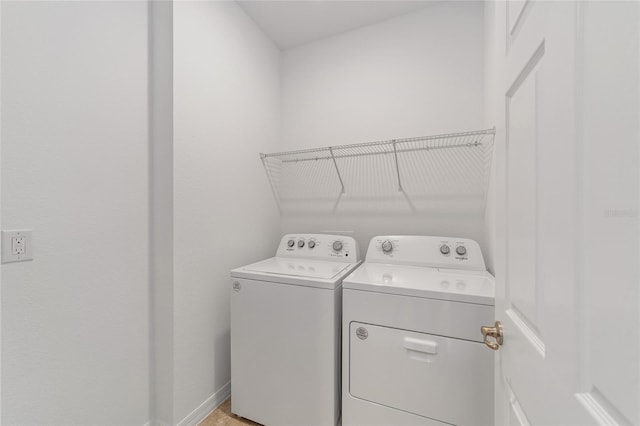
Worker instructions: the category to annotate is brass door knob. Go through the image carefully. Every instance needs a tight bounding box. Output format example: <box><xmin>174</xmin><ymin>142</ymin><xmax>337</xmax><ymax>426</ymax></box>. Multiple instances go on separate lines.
<box><xmin>481</xmin><ymin>321</ymin><xmax>504</xmax><ymax>350</ymax></box>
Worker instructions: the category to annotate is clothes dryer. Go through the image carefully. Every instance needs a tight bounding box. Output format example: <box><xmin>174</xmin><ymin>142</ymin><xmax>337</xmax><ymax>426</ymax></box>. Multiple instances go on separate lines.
<box><xmin>342</xmin><ymin>235</ymin><xmax>495</xmax><ymax>426</ymax></box>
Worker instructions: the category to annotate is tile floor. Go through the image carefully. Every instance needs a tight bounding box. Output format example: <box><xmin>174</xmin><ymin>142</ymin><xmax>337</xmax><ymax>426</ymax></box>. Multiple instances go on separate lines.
<box><xmin>200</xmin><ymin>398</ymin><xmax>261</xmax><ymax>426</ymax></box>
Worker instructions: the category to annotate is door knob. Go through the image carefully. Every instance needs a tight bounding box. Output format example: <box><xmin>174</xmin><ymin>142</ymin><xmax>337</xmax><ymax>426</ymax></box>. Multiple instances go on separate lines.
<box><xmin>481</xmin><ymin>321</ymin><xmax>504</xmax><ymax>350</ymax></box>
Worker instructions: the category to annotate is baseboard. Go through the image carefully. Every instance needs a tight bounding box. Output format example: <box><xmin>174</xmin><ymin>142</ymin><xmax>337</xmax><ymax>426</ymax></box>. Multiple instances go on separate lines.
<box><xmin>176</xmin><ymin>382</ymin><xmax>231</xmax><ymax>426</ymax></box>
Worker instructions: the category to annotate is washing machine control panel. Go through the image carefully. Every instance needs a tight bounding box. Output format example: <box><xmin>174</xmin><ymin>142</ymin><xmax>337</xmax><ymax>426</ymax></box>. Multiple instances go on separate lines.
<box><xmin>277</xmin><ymin>234</ymin><xmax>360</xmax><ymax>262</ymax></box>
<box><xmin>367</xmin><ymin>235</ymin><xmax>486</xmax><ymax>271</ymax></box>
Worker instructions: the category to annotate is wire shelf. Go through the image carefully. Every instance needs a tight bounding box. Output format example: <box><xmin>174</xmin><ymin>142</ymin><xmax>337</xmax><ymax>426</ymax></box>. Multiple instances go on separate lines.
<box><xmin>261</xmin><ymin>128</ymin><xmax>495</xmax><ymax>214</ymax></box>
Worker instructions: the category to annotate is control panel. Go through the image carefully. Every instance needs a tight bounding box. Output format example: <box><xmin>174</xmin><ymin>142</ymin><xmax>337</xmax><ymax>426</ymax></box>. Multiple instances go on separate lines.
<box><xmin>366</xmin><ymin>235</ymin><xmax>486</xmax><ymax>271</ymax></box>
<box><xmin>276</xmin><ymin>234</ymin><xmax>360</xmax><ymax>262</ymax></box>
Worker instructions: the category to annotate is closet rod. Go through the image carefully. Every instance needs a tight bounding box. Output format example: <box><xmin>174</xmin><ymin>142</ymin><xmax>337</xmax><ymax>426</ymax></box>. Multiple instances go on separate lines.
<box><xmin>259</xmin><ymin>127</ymin><xmax>495</xmax><ymax>160</ymax></box>
<box><xmin>275</xmin><ymin>141</ymin><xmax>482</xmax><ymax>163</ymax></box>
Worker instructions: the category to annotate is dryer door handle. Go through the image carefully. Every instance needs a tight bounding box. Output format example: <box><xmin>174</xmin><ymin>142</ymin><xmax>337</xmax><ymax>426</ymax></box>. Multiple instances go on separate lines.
<box><xmin>403</xmin><ymin>337</ymin><xmax>438</xmax><ymax>354</ymax></box>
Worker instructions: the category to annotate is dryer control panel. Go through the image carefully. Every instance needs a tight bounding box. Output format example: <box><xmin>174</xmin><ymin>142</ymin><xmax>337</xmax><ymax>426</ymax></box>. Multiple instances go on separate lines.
<box><xmin>366</xmin><ymin>235</ymin><xmax>486</xmax><ymax>271</ymax></box>
<box><xmin>276</xmin><ymin>234</ymin><xmax>360</xmax><ymax>262</ymax></box>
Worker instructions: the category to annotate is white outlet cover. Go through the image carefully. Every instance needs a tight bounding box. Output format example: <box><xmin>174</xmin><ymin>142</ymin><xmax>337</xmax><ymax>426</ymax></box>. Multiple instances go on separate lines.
<box><xmin>2</xmin><ymin>229</ymin><xmax>33</xmax><ymax>263</ymax></box>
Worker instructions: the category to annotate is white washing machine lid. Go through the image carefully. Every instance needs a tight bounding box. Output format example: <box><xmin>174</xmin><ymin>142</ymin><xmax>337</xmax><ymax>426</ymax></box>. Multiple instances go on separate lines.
<box><xmin>343</xmin><ymin>263</ymin><xmax>494</xmax><ymax>305</ymax></box>
<box><xmin>231</xmin><ymin>257</ymin><xmax>361</xmax><ymax>289</ymax></box>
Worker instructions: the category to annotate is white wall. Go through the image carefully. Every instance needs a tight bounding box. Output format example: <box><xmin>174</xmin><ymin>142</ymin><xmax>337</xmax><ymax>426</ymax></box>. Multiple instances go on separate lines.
<box><xmin>173</xmin><ymin>1</ymin><xmax>281</xmax><ymax>423</ymax></box>
<box><xmin>482</xmin><ymin>0</ymin><xmax>507</xmax><ymax>275</ymax></box>
<box><xmin>149</xmin><ymin>1</ymin><xmax>174</xmax><ymax>425</ymax></box>
<box><xmin>280</xmin><ymin>1</ymin><xmax>487</xmax><ymax>254</ymax></box>
<box><xmin>1</xmin><ymin>2</ymin><xmax>150</xmax><ymax>425</ymax></box>
<box><xmin>0</xmin><ymin>2</ymin><xmax>4</xmax><ymax>422</ymax></box>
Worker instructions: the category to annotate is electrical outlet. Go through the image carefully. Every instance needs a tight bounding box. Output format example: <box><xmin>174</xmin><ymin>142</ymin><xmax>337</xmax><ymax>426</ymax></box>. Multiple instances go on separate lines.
<box><xmin>12</xmin><ymin>236</ymin><xmax>26</xmax><ymax>255</ymax></box>
<box><xmin>2</xmin><ymin>230</ymin><xmax>33</xmax><ymax>263</ymax></box>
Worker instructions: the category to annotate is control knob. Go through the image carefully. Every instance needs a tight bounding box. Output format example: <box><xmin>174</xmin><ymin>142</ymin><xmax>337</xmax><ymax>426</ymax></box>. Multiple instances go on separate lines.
<box><xmin>332</xmin><ymin>241</ymin><xmax>343</xmax><ymax>252</ymax></box>
<box><xmin>456</xmin><ymin>246</ymin><xmax>467</xmax><ymax>256</ymax></box>
<box><xmin>440</xmin><ymin>244</ymin><xmax>450</xmax><ymax>255</ymax></box>
<box><xmin>381</xmin><ymin>240</ymin><xmax>393</xmax><ymax>254</ymax></box>
<box><xmin>298</xmin><ymin>240</ymin><xmax>305</xmax><ymax>248</ymax></box>
<box><xmin>287</xmin><ymin>239</ymin><xmax>295</xmax><ymax>248</ymax></box>
<box><xmin>308</xmin><ymin>240</ymin><xmax>316</xmax><ymax>249</ymax></box>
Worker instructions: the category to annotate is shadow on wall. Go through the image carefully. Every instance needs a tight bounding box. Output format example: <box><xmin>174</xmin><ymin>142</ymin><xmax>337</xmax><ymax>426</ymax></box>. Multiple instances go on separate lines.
<box><xmin>276</xmin><ymin>193</ymin><xmax>486</xmax><ymax>216</ymax></box>
<box><xmin>215</xmin><ymin>329</ymin><xmax>231</xmax><ymax>388</ymax></box>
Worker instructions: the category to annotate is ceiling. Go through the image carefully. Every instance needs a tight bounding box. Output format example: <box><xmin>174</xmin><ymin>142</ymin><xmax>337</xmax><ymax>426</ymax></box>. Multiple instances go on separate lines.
<box><xmin>237</xmin><ymin>1</ymin><xmax>435</xmax><ymax>50</ymax></box>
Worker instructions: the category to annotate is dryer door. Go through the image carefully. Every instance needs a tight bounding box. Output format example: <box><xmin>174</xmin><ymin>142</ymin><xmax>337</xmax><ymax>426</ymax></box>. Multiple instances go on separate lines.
<box><xmin>349</xmin><ymin>322</ymin><xmax>493</xmax><ymax>426</ymax></box>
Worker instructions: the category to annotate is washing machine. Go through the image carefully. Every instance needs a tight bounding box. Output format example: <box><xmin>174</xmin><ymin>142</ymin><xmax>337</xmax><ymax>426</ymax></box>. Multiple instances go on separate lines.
<box><xmin>231</xmin><ymin>233</ymin><xmax>360</xmax><ymax>426</ymax></box>
<box><xmin>342</xmin><ymin>235</ymin><xmax>495</xmax><ymax>426</ymax></box>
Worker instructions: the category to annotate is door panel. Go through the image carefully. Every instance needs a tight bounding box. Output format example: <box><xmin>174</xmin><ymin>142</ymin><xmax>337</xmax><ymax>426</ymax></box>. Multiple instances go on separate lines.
<box><xmin>508</xmin><ymin>0</ymin><xmax>527</xmax><ymax>35</ymax></box>
<box><xmin>495</xmin><ymin>1</ymin><xmax>639</xmax><ymax>424</ymax></box>
<box><xmin>506</xmin><ymin>44</ymin><xmax>543</xmax><ymax>346</ymax></box>
<box><xmin>577</xmin><ymin>2</ymin><xmax>640</xmax><ymax>424</ymax></box>
<box><xmin>507</xmin><ymin>0</ymin><xmax>532</xmax><ymax>45</ymax></box>
<box><xmin>506</xmin><ymin>381</ymin><xmax>531</xmax><ymax>426</ymax></box>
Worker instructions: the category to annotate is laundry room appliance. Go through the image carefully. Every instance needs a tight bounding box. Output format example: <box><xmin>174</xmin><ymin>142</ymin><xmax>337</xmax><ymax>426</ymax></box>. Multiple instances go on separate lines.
<box><xmin>342</xmin><ymin>235</ymin><xmax>495</xmax><ymax>426</ymax></box>
<box><xmin>231</xmin><ymin>233</ymin><xmax>361</xmax><ymax>426</ymax></box>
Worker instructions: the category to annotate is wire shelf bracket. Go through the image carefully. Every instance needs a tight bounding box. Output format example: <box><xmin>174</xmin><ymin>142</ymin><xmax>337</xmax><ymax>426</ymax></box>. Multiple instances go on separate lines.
<box><xmin>328</xmin><ymin>147</ymin><xmax>345</xmax><ymax>194</ymax></box>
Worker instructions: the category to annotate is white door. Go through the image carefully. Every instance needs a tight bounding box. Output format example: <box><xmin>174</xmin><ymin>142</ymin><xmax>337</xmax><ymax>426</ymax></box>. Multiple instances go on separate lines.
<box><xmin>493</xmin><ymin>1</ymin><xmax>639</xmax><ymax>424</ymax></box>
